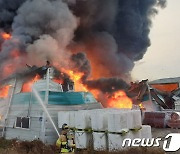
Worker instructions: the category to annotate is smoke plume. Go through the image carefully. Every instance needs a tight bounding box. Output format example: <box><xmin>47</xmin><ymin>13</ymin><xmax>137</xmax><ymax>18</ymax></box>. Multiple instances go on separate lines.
<box><xmin>85</xmin><ymin>78</ymin><xmax>129</xmax><ymax>93</ymax></box>
<box><xmin>71</xmin><ymin>52</ymin><xmax>91</xmax><ymax>81</ymax></box>
<box><xmin>0</xmin><ymin>0</ymin><xmax>166</xmax><ymax>97</ymax></box>
<box><xmin>71</xmin><ymin>0</ymin><xmax>166</xmax><ymax>80</ymax></box>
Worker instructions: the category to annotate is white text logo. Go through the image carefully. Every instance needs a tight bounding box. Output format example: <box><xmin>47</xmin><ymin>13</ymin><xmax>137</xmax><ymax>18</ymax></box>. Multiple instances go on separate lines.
<box><xmin>122</xmin><ymin>133</ymin><xmax>180</xmax><ymax>152</ymax></box>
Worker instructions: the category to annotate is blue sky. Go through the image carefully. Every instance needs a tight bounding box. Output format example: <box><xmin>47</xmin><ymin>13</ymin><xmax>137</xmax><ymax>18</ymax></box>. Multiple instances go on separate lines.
<box><xmin>132</xmin><ymin>0</ymin><xmax>180</xmax><ymax>81</ymax></box>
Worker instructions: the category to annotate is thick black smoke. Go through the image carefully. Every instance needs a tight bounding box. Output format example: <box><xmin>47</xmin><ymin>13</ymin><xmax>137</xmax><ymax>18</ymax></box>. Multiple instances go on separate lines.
<box><xmin>0</xmin><ymin>0</ymin><xmax>166</xmax><ymax>94</ymax></box>
<box><xmin>70</xmin><ymin>52</ymin><xmax>129</xmax><ymax>93</ymax></box>
<box><xmin>71</xmin><ymin>52</ymin><xmax>91</xmax><ymax>81</ymax></box>
<box><xmin>85</xmin><ymin>78</ymin><xmax>129</xmax><ymax>93</ymax></box>
<box><xmin>71</xmin><ymin>0</ymin><xmax>167</xmax><ymax>78</ymax></box>
<box><xmin>0</xmin><ymin>0</ymin><xmax>25</xmax><ymax>31</ymax></box>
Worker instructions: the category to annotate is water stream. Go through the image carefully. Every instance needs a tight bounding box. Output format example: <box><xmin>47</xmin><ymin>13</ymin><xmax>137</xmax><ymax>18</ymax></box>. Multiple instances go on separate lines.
<box><xmin>32</xmin><ymin>87</ymin><xmax>60</xmax><ymax>137</ymax></box>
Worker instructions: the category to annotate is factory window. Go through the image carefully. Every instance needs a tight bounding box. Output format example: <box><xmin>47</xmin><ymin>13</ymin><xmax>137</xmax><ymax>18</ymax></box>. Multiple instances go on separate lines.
<box><xmin>68</xmin><ymin>84</ymin><xmax>74</xmax><ymax>91</ymax></box>
<box><xmin>15</xmin><ymin>117</ymin><xmax>30</xmax><ymax>129</ymax></box>
<box><xmin>15</xmin><ymin>117</ymin><xmax>21</xmax><ymax>128</ymax></box>
<box><xmin>22</xmin><ymin>117</ymin><xmax>30</xmax><ymax>129</ymax></box>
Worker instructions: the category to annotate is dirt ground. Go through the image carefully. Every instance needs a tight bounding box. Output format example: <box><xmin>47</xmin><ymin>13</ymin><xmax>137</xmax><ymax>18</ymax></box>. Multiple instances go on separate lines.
<box><xmin>0</xmin><ymin>138</ymin><xmax>165</xmax><ymax>154</ymax></box>
<box><xmin>0</xmin><ymin>139</ymin><xmax>55</xmax><ymax>154</ymax></box>
<box><xmin>0</xmin><ymin>128</ymin><xmax>179</xmax><ymax>154</ymax></box>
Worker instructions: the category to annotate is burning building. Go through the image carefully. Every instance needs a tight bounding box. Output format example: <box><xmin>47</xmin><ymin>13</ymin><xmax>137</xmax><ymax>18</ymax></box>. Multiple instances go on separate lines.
<box><xmin>0</xmin><ymin>0</ymin><xmax>169</xmax><ymax>143</ymax></box>
<box><xmin>0</xmin><ymin>67</ymin><xmax>102</xmax><ymax>143</ymax></box>
<box><xmin>0</xmin><ymin>0</ymin><xmax>167</xmax><ymax>107</ymax></box>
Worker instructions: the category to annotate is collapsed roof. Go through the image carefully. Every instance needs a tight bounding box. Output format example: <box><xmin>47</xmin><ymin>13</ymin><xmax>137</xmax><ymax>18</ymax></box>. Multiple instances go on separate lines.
<box><xmin>128</xmin><ymin>79</ymin><xmax>180</xmax><ymax>110</ymax></box>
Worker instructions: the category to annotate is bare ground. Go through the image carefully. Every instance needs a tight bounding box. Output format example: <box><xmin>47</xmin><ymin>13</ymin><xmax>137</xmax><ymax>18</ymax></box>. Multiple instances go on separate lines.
<box><xmin>0</xmin><ymin>138</ymin><xmax>165</xmax><ymax>154</ymax></box>
<box><xmin>0</xmin><ymin>128</ymin><xmax>179</xmax><ymax>154</ymax></box>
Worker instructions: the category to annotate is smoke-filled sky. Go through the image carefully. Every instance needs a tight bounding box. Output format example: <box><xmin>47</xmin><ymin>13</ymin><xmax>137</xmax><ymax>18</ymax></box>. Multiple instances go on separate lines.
<box><xmin>132</xmin><ymin>0</ymin><xmax>180</xmax><ymax>81</ymax></box>
<box><xmin>0</xmin><ymin>0</ymin><xmax>168</xmax><ymax>95</ymax></box>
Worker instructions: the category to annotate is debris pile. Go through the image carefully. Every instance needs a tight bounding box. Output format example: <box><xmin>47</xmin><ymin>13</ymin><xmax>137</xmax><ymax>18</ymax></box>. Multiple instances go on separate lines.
<box><xmin>129</xmin><ymin>78</ymin><xmax>180</xmax><ymax>129</ymax></box>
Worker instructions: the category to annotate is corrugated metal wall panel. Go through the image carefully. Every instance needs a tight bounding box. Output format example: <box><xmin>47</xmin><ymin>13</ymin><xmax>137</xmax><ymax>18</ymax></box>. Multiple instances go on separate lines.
<box><xmin>33</xmin><ymin>80</ymin><xmax>62</xmax><ymax>92</ymax></box>
<box><xmin>3</xmin><ymin>85</ymin><xmax>101</xmax><ymax>144</ymax></box>
<box><xmin>12</xmin><ymin>92</ymin><xmax>46</xmax><ymax>105</ymax></box>
<box><xmin>8</xmin><ymin>104</ymin><xmax>43</xmax><ymax>117</ymax></box>
<box><xmin>44</xmin><ymin>136</ymin><xmax>57</xmax><ymax>144</ymax></box>
<box><xmin>8</xmin><ymin>110</ymin><xmax>29</xmax><ymax>117</ymax></box>
<box><xmin>45</xmin><ymin>117</ymin><xmax>58</xmax><ymax>129</ymax></box>
<box><xmin>45</xmin><ymin>130</ymin><xmax>58</xmax><ymax>136</ymax></box>
<box><xmin>5</xmin><ymin>128</ymin><xmax>41</xmax><ymax>140</ymax></box>
<box><xmin>6</xmin><ymin>118</ymin><xmax>16</xmax><ymax>128</ymax></box>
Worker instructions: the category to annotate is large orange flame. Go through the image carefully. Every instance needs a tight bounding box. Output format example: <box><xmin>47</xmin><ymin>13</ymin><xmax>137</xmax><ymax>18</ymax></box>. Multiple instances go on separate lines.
<box><xmin>1</xmin><ymin>61</ymin><xmax>133</xmax><ymax>109</ymax></box>
<box><xmin>0</xmin><ymin>85</ymin><xmax>10</xmax><ymax>98</ymax></box>
<box><xmin>107</xmin><ymin>90</ymin><xmax>132</xmax><ymax>109</ymax></box>
<box><xmin>21</xmin><ymin>75</ymin><xmax>40</xmax><ymax>92</ymax></box>
<box><xmin>60</xmin><ymin>68</ymin><xmax>88</xmax><ymax>92</ymax></box>
<box><xmin>1</xmin><ymin>32</ymin><xmax>12</xmax><ymax>40</ymax></box>
<box><xmin>67</xmin><ymin>70</ymin><xmax>88</xmax><ymax>92</ymax></box>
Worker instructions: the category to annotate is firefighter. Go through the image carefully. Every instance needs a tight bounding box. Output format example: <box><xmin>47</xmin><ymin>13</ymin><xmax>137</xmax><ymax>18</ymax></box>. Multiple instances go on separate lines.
<box><xmin>56</xmin><ymin>123</ymin><xmax>76</xmax><ymax>153</ymax></box>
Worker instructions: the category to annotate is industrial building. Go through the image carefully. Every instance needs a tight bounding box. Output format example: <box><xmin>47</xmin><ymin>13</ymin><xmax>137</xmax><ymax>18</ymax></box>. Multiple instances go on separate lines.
<box><xmin>0</xmin><ymin>68</ymin><xmax>102</xmax><ymax>144</ymax></box>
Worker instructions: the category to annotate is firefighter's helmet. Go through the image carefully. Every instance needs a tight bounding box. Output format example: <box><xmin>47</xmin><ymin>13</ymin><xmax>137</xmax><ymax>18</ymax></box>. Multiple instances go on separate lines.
<box><xmin>62</xmin><ymin>123</ymin><xmax>69</xmax><ymax>130</ymax></box>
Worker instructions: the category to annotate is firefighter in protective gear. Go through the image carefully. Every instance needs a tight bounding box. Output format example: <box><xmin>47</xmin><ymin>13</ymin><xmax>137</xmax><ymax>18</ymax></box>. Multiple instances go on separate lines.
<box><xmin>56</xmin><ymin>124</ymin><xmax>76</xmax><ymax>153</ymax></box>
